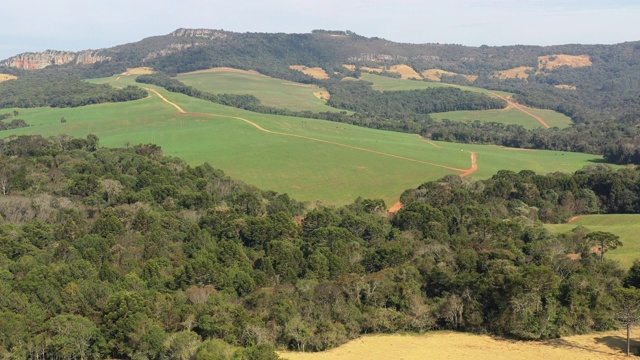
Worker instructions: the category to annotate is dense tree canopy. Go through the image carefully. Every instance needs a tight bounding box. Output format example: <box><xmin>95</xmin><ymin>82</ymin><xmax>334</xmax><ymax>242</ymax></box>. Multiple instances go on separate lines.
<box><xmin>1</xmin><ymin>136</ymin><xmax>640</xmax><ymax>358</ymax></box>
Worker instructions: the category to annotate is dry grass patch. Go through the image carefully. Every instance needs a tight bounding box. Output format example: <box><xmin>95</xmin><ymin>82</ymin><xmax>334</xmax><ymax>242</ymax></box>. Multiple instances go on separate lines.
<box><xmin>389</xmin><ymin>64</ymin><xmax>422</xmax><ymax>80</ymax></box>
<box><xmin>422</xmin><ymin>68</ymin><xmax>478</xmax><ymax>82</ymax></box>
<box><xmin>289</xmin><ymin>65</ymin><xmax>330</xmax><ymax>79</ymax></box>
<box><xmin>279</xmin><ymin>330</ymin><xmax>634</xmax><ymax>360</ymax></box>
<box><xmin>492</xmin><ymin>66</ymin><xmax>534</xmax><ymax>80</ymax></box>
<box><xmin>313</xmin><ymin>91</ymin><xmax>330</xmax><ymax>100</ymax></box>
<box><xmin>122</xmin><ymin>67</ymin><xmax>155</xmax><ymax>75</ymax></box>
<box><xmin>361</xmin><ymin>66</ymin><xmax>383</xmax><ymax>74</ymax></box>
<box><xmin>0</xmin><ymin>74</ymin><xmax>17</xmax><ymax>82</ymax></box>
<box><xmin>342</xmin><ymin>64</ymin><xmax>356</xmax><ymax>71</ymax></box>
<box><xmin>538</xmin><ymin>54</ymin><xmax>592</xmax><ymax>71</ymax></box>
<box><xmin>555</xmin><ymin>84</ymin><xmax>577</xmax><ymax>90</ymax></box>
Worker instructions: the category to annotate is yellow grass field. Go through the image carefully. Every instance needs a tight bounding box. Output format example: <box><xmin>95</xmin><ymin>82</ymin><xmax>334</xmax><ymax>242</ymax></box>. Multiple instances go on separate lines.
<box><xmin>279</xmin><ymin>330</ymin><xmax>635</xmax><ymax>360</ymax></box>
<box><xmin>290</xmin><ymin>65</ymin><xmax>330</xmax><ymax>79</ymax></box>
<box><xmin>342</xmin><ymin>64</ymin><xmax>356</xmax><ymax>71</ymax></box>
<box><xmin>422</xmin><ymin>68</ymin><xmax>478</xmax><ymax>82</ymax></box>
<box><xmin>0</xmin><ymin>74</ymin><xmax>17</xmax><ymax>82</ymax></box>
<box><xmin>122</xmin><ymin>67</ymin><xmax>155</xmax><ymax>75</ymax></box>
<box><xmin>388</xmin><ymin>64</ymin><xmax>422</xmax><ymax>80</ymax></box>
<box><xmin>361</xmin><ymin>66</ymin><xmax>383</xmax><ymax>73</ymax></box>
<box><xmin>492</xmin><ymin>66</ymin><xmax>534</xmax><ymax>80</ymax></box>
<box><xmin>538</xmin><ymin>54</ymin><xmax>592</xmax><ymax>71</ymax></box>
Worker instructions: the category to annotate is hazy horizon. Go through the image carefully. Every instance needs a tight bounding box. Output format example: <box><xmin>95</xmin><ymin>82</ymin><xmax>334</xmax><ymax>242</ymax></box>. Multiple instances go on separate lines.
<box><xmin>2</xmin><ymin>0</ymin><xmax>640</xmax><ymax>60</ymax></box>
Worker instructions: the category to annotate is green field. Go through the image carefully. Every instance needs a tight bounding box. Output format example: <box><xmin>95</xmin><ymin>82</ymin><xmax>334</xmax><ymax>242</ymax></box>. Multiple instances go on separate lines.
<box><xmin>359</xmin><ymin>73</ymin><xmax>572</xmax><ymax>129</ymax></box>
<box><xmin>546</xmin><ymin>214</ymin><xmax>640</xmax><ymax>269</ymax></box>
<box><xmin>4</xmin><ymin>78</ymin><xmax>611</xmax><ymax>206</ymax></box>
<box><xmin>174</xmin><ymin>69</ymin><xmax>340</xmax><ymax>113</ymax></box>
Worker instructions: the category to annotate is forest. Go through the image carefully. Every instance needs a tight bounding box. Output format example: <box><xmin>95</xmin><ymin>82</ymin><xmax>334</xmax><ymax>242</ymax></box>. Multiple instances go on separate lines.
<box><xmin>2</xmin><ymin>135</ymin><xmax>640</xmax><ymax>359</ymax></box>
<box><xmin>0</xmin><ymin>72</ymin><xmax>147</xmax><ymax>109</ymax></box>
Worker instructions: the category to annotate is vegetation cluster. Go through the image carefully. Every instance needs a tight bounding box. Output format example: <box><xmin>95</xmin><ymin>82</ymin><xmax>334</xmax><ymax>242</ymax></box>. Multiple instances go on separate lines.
<box><xmin>0</xmin><ymin>72</ymin><xmax>147</xmax><ymax>109</ymax></box>
<box><xmin>1</xmin><ymin>136</ymin><xmax>640</xmax><ymax>358</ymax></box>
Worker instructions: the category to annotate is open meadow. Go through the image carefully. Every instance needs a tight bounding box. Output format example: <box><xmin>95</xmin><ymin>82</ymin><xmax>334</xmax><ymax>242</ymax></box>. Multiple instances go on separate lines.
<box><xmin>4</xmin><ymin>77</ymin><xmax>610</xmax><ymax>206</ymax></box>
<box><xmin>359</xmin><ymin>73</ymin><xmax>572</xmax><ymax>129</ymax></box>
<box><xmin>545</xmin><ymin>214</ymin><xmax>640</xmax><ymax>269</ymax></box>
<box><xmin>175</xmin><ymin>68</ymin><xmax>338</xmax><ymax>113</ymax></box>
<box><xmin>279</xmin><ymin>330</ymin><xmax>635</xmax><ymax>360</ymax></box>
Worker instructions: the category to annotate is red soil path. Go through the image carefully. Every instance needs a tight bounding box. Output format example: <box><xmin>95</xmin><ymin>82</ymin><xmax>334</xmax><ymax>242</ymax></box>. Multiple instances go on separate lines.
<box><xmin>388</xmin><ymin>152</ymin><xmax>478</xmax><ymax>214</ymax></box>
<box><xmin>147</xmin><ymin>89</ymin><xmax>480</xmax><ymax>214</ymax></box>
<box><xmin>493</xmin><ymin>93</ymin><xmax>551</xmax><ymax>129</ymax></box>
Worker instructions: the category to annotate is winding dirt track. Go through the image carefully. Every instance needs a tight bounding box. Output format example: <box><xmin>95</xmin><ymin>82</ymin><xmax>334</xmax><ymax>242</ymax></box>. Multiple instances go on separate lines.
<box><xmin>388</xmin><ymin>151</ymin><xmax>477</xmax><ymax>214</ymax></box>
<box><xmin>493</xmin><ymin>93</ymin><xmax>551</xmax><ymax>129</ymax></box>
<box><xmin>147</xmin><ymin>89</ymin><xmax>479</xmax><ymax>212</ymax></box>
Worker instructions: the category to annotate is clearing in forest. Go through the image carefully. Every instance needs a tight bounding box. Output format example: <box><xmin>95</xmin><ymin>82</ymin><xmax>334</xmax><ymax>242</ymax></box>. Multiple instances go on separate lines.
<box><xmin>388</xmin><ymin>64</ymin><xmax>422</xmax><ymax>80</ymax></box>
<box><xmin>538</xmin><ymin>54</ymin><xmax>592</xmax><ymax>72</ymax></box>
<box><xmin>176</xmin><ymin>68</ymin><xmax>338</xmax><ymax>113</ymax></box>
<box><xmin>555</xmin><ymin>84</ymin><xmax>577</xmax><ymax>90</ymax></box>
<box><xmin>545</xmin><ymin>214</ymin><xmax>640</xmax><ymax>269</ymax></box>
<box><xmin>0</xmin><ymin>74</ymin><xmax>17</xmax><ymax>82</ymax></box>
<box><xmin>492</xmin><ymin>66</ymin><xmax>534</xmax><ymax>80</ymax></box>
<box><xmin>279</xmin><ymin>330</ymin><xmax>634</xmax><ymax>360</ymax></box>
<box><xmin>422</xmin><ymin>68</ymin><xmax>478</xmax><ymax>82</ymax></box>
<box><xmin>289</xmin><ymin>65</ymin><xmax>330</xmax><ymax>79</ymax></box>
<box><xmin>122</xmin><ymin>67</ymin><xmax>155</xmax><ymax>75</ymax></box>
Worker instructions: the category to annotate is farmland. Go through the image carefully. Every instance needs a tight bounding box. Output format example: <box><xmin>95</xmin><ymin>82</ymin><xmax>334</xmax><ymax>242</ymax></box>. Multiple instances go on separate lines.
<box><xmin>175</xmin><ymin>68</ymin><xmax>338</xmax><ymax>112</ymax></box>
<box><xmin>359</xmin><ymin>73</ymin><xmax>572</xmax><ymax>129</ymax></box>
<box><xmin>279</xmin><ymin>330</ymin><xmax>633</xmax><ymax>360</ymax></box>
<box><xmin>5</xmin><ymin>77</ymin><xmax>608</xmax><ymax>206</ymax></box>
<box><xmin>546</xmin><ymin>214</ymin><xmax>640</xmax><ymax>269</ymax></box>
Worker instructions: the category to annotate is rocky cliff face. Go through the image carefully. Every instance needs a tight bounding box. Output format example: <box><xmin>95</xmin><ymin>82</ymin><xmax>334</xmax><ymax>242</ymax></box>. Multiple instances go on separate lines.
<box><xmin>170</xmin><ymin>28</ymin><xmax>229</xmax><ymax>40</ymax></box>
<box><xmin>1</xmin><ymin>50</ymin><xmax>110</xmax><ymax>70</ymax></box>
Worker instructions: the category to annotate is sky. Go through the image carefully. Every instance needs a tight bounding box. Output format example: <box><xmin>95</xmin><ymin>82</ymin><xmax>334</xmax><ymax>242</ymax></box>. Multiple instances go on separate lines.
<box><xmin>2</xmin><ymin>0</ymin><xmax>640</xmax><ymax>60</ymax></box>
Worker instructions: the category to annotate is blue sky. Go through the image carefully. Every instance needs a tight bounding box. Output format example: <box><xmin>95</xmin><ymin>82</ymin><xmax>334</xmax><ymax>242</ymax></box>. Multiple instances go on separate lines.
<box><xmin>1</xmin><ymin>0</ymin><xmax>640</xmax><ymax>60</ymax></box>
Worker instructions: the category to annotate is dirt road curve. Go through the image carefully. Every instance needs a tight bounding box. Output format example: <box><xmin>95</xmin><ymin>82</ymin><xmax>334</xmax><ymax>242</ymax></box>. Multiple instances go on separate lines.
<box><xmin>146</xmin><ymin>89</ymin><xmax>480</xmax><ymax>214</ymax></box>
<box><xmin>389</xmin><ymin>151</ymin><xmax>478</xmax><ymax>213</ymax></box>
<box><xmin>493</xmin><ymin>93</ymin><xmax>551</xmax><ymax>129</ymax></box>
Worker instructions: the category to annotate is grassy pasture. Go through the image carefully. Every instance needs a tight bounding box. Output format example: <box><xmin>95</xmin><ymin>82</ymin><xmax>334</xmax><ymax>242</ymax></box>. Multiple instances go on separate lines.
<box><xmin>3</xmin><ymin>80</ymin><xmax>609</xmax><ymax>206</ymax></box>
<box><xmin>175</xmin><ymin>68</ymin><xmax>339</xmax><ymax>113</ymax></box>
<box><xmin>545</xmin><ymin>214</ymin><xmax>640</xmax><ymax>269</ymax></box>
<box><xmin>359</xmin><ymin>73</ymin><xmax>572</xmax><ymax>129</ymax></box>
<box><xmin>279</xmin><ymin>330</ymin><xmax>634</xmax><ymax>359</ymax></box>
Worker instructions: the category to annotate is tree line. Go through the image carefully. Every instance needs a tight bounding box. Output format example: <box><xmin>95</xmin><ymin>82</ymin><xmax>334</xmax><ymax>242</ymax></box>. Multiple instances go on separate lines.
<box><xmin>1</xmin><ymin>136</ymin><xmax>640</xmax><ymax>358</ymax></box>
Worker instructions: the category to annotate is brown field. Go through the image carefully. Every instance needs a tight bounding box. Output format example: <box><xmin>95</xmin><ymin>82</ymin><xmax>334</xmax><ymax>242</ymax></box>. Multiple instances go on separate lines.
<box><xmin>289</xmin><ymin>65</ymin><xmax>330</xmax><ymax>79</ymax></box>
<box><xmin>538</xmin><ymin>54</ymin><xmax>592</xmax><ymax>71</ymax></box>
<box><xmin>180</xmin><ymin>67</ymin><xmax>264</xmax><ymax>76</ymax></box>
<box><xmin>0</xmin><ymin>74</ymin><xmax>17</xmax><ymax>82</ymax></box>
<box><xmin>389</xmin><ymin>64</ymin><xmax>422</xmax><ymax>80</ymax></box>
<box><xmin>313</xmin><ymin>91</ymin><xmax>330</xmax><ymax>100</ymax></box>
<box><xmin>555</xmin><ymin>84</ymin><xmax>578</xmax><ymax>90</ymax></box>
<box><xmin>121</xmin><ymin>67</ymin><xmax>155</xmax><ymax>75</ymax></box>
<box><xmin>279</xmin><ymin>330</ymin><xmax>635</xmax><ymax>360</ymax></box>
<box><xmin>492</xmin><ymin>66</ymin><xmax>534</xmax><ymax>80</ymax></box>
<box><xmin>360</xmin><ymin>66</ymin><xmax>383</xmax><ymax>74</ymax></box>
<box><xmin>422</xmin><ymin>68</ymin><xmax>478</xmax><ymax>82</ymax></box>
<box><xmin>342</xmin><ymin>64</ymin><xmax>356</xmax><ymax>71</ymax></box>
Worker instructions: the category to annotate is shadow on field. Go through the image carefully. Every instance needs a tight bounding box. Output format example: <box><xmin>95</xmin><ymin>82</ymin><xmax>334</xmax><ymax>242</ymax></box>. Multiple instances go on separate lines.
<box><xmin>544</xmin><ymin>338</ymin><xmax>615</xmax><ymax>355</ymax></box>
<box><xmin>594</xmin><ymin>335</ymin><xmax>640</xmax><ymax>355</ymax></box>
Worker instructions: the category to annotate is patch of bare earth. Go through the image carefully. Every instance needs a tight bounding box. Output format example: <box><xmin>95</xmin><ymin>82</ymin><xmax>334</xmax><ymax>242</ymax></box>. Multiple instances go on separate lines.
<box><xmin>422</xmin><ymin>68</ymin><xmax>478</xmax><ymax>82</ymax></box>
<box><xmin>122</xmin><ymin>67</ymin><xmax>155</xmax><ymax>75</ymax></box>
<box><xmin>279</xmin><ymin>330</ymin><xmax>634</xmax><ymax>360</ymax></box>
<box><xmin>388</xmin><ymin>64</ymin><xmax>422</xmax><ymax>80</ymax></box>
<box><xmin>289</xmin><ymin>65</ymin><xmax>330</xmax><ymax>79</ymax></box>
<box><xmin>0</xmin><ymin>74</ymin><xmax>17</xmax><ymax>82</ymax></box>
<box><xmin>492</xmin><ymin>66</ymin><xmax>534</xmax><ymax>80</ymax></box>
<box><xmin>538</xmin><ymin>54</ymin><xmax>592</xmax><ymax>72</ymax></box>
<box><xmin>555</xmin><ymin>84</ymin><xmax>577</xmax><ymax>90</ymax></box>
